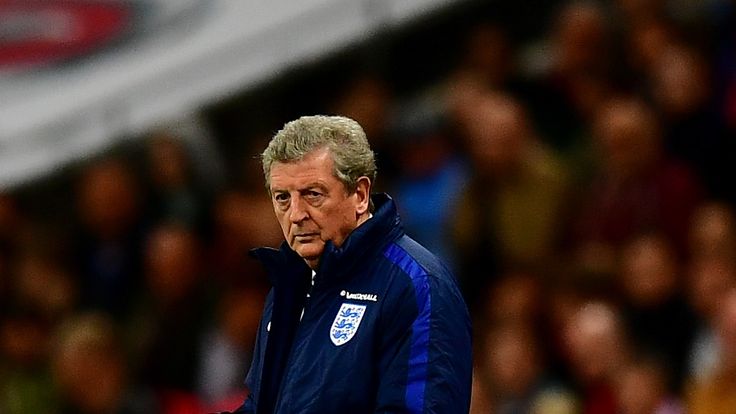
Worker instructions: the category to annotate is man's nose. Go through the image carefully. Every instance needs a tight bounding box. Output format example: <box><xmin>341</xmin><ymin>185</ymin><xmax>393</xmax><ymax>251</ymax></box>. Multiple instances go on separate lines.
<box><xmin>289</xmin><ymin>196</ymin><xmax>308</xmax><ymax>223</ymax></box>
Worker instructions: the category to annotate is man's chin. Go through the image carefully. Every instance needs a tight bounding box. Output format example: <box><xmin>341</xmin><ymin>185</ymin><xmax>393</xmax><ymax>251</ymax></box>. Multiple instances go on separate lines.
<box><xmin>295</xmin><ymin>252</ymin><xmax>320</xmax><ymax>269</ymax></box>
<box><xmin>292</xmin><ymin>245</ymin><xmax>323</xmax><ymax>263</ymax></box>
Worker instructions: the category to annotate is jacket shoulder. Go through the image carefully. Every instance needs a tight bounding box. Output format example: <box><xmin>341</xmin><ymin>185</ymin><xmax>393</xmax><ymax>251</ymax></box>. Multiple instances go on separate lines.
<box><xmin>387</xmin><ymin>235</ymin><xmax>456</xmax><ymax>282</ymax></box>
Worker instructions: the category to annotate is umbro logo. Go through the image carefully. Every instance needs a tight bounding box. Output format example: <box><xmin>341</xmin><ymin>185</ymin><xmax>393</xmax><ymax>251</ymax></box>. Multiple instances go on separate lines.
<box><xmin>339</xmin><ymin>290</ymin><xmax>378</xmax><ymax>302</ymax></box>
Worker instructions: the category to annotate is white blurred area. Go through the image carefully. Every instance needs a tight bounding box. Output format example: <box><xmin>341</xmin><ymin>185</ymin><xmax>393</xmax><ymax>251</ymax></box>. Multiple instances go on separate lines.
<box><xmin>0</xmin><ymin>0</ymin><xmax>462</xmax><ymax>190</ymax></box>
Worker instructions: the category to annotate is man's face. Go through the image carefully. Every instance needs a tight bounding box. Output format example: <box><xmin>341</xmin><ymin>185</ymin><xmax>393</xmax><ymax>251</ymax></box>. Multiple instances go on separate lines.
<box><xmin>268</xmin><ymin>147</ymin><xmax>368</xmax><ymax>268</ymax></box>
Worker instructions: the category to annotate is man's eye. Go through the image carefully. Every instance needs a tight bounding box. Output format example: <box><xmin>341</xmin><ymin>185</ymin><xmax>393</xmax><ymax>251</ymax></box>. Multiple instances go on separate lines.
<box><xmin>305</xmin><ymin>191</ymin><xmax>322</xmax><ymax>200</ymax></box>
<box><xmin>274</xmin><ymin>193</ymin><xmax>289</xmax><ymax>203</ymax></box>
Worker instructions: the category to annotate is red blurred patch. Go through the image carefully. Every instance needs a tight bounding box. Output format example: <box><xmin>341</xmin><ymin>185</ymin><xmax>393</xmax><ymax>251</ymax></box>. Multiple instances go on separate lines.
<box><xmin>0</xmin><ymin>0</ymin><xmax>134</xmax><ymax>71</ymax></box>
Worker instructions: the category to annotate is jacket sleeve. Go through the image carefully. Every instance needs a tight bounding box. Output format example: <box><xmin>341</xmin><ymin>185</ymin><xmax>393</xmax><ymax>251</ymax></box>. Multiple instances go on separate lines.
<box><xmin>374</xmin><ymin>271</ymin><xmax>473</xmax><ymax>413</ymax></box>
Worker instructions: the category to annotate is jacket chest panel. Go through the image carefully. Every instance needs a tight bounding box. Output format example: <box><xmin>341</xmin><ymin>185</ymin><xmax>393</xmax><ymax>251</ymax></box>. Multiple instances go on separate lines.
<box><xmin>276</xmin><ymin>279</ymin><xmax>386</xmax><ymax>406</ymax></box>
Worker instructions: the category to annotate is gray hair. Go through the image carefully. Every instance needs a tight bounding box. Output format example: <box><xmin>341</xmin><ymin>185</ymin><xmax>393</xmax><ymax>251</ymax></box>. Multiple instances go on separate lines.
<box><xmin>262</xmin><ymin>115</ymin><xmax>377</xmax><ymax>193</ymax></box>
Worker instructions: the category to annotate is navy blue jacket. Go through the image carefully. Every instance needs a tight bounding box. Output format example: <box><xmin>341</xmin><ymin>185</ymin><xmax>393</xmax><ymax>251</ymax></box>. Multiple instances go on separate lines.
<box><xmin>233</xmin><ymin>194</ymin><xmax>472</xmax><ymax>413</ymax></box>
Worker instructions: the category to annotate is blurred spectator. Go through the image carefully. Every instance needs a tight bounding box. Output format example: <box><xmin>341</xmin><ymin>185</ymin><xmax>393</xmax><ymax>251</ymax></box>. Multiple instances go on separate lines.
<box><xmin>10</xmin><ymin>249</ymin><xmax>77</xmax><ymax>325</ymax></box>
<box><xmin>456</xmin><ymin>22</ymin><xmax>515</xmax><ymax>90</ymax></box>
<box><xmin>482</xmin><ymin>268</ymin><xmax>544</xmax><ymax>327</ymax></box>
<box><xmin>444</xmin><ymin>21</ymin><xmax>523</xmax><ymax>102</ymax></box>
<box><xmin>389</xmin><ymin>105</ymin><xmax>468</xmax><ymax>268</ymax></box>
<box><xmin>126</xmin><ymin>224</ymin><xmax>212</xmax><ymax>402</ymax></box>
<box><xmin>521</xmin><ymin>1</ymin><xmax>617</xmax><ymax>158</ymax></box>
<box><xmin>648</xmin><ymin>44</ymin><xmax>734</xmax><ymax>203</ymax></box>
<box><xmin>0</xmin><ymin>196</ymin><xmax>59</xmax><ymax>414</ymax></box>
<box><xmin>444</xmin><ymin>70</ymin><xmax>489</xmax><ymax>138</ymax></box>
<box><xmin>615</xmin><ymin>355</ymin><xmax>686</xmax><ymax>414</ymax></box>
<box><xmin>688</xmin><ymin>200</ymin><xmax>736</xmax><ymax>262</ymax></box>
<box><xmin>617</xmin><ymin>233</ymin><xmax>696</xmax><ymax>392</ymax></box>
<box><xmin>563</xmin><ymin>301</ymin><xmax>630</xmax><ymax>414</ymax></box>
<box><xmin>51</xmin><ymin>313</ymin><xmax>157</xmax><ymax>414</ymax></box>
<box><xmin>686</xmin><ymin>254</ymin><xmax>736</xmax><ymax>382</ymax></box>
<box><xmin>73</xmin><ymin>158</ymin><xmax>146</xmax><ymax>318</ymax></box>
<box><xmin>451</xmin><ymin>91</ymin><xmax>569</xmax><ymax>308</ymax></box>
<box><xmin>542</xmin><ymin>272</ymin><xmax>597</xmax><ymax>384</ymax></box>
<box><xmin>197</xmin><ymin>285</ymin><xmax>265</xmax><ymax>409</ymax></box>
<box><xmin>475</xmin><ymin>321</ymin><xmax>577</xmax><ymax>414</ymax></box>
<box><xmin>144</xmin><ymin>130</ymin><xmax>210</xmax><ymax>232</ymax></box>
<box><xmin>622</xmin><ymin>16</ymin><xmax>677</xmax><ymax>78</ymax></box>
<box><xmin>566</xmin><ymin>96</ymin><xmax>703</xmax><ymax>271</ymax></box>
<box><xmin>547</xmin><ymin>1</ymin><xmax>614</xmax><ymax>78</ymax></box>
<box><xmin>685</xmin><ymin>201</ymin><xmax>736</xmax><ymax>381</ymax></box>
<box><xmin>687</xmin><ymin>289</ymin><xmax>736</xmax><ymax>413</ymax></box>
<box><xmin>0</xmin><ymin>309</ymin><xmax>56</xmax><ymax>414</ymax></box>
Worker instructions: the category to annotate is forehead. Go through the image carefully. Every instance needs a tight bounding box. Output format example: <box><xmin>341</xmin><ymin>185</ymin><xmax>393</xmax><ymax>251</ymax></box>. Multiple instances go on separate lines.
<box><xmin>269</xmin><ymin>148</ymin><xmax>338</xmax><ymax>190</ymax></box>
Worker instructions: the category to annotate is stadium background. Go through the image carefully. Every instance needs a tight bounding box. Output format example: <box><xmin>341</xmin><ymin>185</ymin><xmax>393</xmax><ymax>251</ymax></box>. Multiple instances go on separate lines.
<box><xmin>2</xmin><ymin>0</ymin><xmax>736</xmax><ymax>412</ymax></box>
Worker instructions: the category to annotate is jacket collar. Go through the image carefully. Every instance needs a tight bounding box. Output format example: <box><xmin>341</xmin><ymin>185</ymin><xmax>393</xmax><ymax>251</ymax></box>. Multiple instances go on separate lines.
<box><xmin>316</xmin><ymin>193</ymin><xmax>403</xmax><ymax>283</ymax></box>
<box><xmin>250</xmin><ymin>193</ymin><xmax>404</xmax><ymax>287</ymax></box>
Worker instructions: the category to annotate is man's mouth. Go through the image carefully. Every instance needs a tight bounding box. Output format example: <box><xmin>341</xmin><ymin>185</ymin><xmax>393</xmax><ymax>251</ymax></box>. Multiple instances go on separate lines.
<box><xmin>294</xmin><ymin>233</ymin><xmax>319</xmax><ymax>240</ymax></box>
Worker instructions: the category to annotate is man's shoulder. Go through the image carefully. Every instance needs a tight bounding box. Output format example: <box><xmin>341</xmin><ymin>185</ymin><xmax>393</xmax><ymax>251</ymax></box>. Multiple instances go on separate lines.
<box><xmin>379</xmin><ymin>235</ymin><xmax>470</xmax><ymax>323</ymax></box>
<box><xmin>381</xmin><ymin>235</ymin><xmax>455</xmax><ymax>284</ymax></box>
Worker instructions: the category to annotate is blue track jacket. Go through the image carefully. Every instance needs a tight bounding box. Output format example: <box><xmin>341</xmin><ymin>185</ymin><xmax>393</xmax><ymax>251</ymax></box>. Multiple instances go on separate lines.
<box><xmin>232</xmin><ymin>193</ymin><xmax>472</xmax><ymax>414</ymax></box>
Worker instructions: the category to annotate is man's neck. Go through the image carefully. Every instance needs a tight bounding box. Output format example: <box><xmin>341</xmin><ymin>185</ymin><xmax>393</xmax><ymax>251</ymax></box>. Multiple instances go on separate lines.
<box><xmin>306</xmin><ymin>212</ymin><xmax>373</xmax><ymax>270</ymax></box>
<box><xmin>356</xmin><ymin>211</ymin><xmax>373</xmax><ymax>227</ymax></box>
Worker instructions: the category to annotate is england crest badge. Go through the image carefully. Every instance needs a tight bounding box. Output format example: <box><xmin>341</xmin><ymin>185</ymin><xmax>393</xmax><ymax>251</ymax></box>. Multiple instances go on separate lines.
<box><xmin>330</xmin><ymin>303</ymin><xmax>367</xmax><ymax>346</ymax></box>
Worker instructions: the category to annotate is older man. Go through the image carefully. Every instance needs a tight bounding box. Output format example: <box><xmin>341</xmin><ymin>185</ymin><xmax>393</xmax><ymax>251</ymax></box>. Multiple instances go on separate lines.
<box><xmin>227</xmin><ymin>115</ymin><xmax>472</xmax><ymax>413</ymax></box>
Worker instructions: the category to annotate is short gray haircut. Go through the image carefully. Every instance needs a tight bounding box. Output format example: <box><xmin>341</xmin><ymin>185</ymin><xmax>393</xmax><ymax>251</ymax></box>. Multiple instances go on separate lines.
<box><xmin>262</xmin><ymin>115</ymin><xmax>377</xmax><ymax>193</ymax></box>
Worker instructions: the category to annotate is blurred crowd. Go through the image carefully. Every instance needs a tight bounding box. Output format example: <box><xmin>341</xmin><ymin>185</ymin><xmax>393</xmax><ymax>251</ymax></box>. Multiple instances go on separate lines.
<box><xmin>2</xmin><ymin>0</ymin><xmax>736</xmax><ymax>413</ymax></box>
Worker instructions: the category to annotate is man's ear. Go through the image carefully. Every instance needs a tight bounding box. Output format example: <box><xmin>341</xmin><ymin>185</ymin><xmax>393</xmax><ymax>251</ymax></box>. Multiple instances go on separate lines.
<box><xmin>354</xmin><ymin>176</ymin><xmax>371</xmax><ymax>215</ymax></box>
